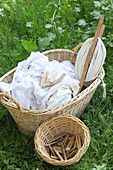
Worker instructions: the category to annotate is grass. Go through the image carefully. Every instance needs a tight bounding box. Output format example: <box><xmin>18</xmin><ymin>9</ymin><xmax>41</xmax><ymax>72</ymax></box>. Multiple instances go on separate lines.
<box><xmin>0</xmin><ymin>0</ymin><xmax>113</xmax><ymax>169</ymax></box>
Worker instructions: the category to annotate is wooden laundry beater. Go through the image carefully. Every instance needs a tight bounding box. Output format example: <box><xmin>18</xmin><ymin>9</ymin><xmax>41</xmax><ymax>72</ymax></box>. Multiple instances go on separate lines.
<box><xmin>78</xmin><ymin>17</ymin><xmax>105</xmax><ymax>93</ymax></box>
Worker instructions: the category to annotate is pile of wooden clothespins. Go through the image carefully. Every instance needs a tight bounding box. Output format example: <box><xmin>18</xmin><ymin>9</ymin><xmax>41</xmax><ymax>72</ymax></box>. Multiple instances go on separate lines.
<box><xmin>44</xmin><ymin>133</ymin><xmax>82</xmax><ymax>160</ymax></box>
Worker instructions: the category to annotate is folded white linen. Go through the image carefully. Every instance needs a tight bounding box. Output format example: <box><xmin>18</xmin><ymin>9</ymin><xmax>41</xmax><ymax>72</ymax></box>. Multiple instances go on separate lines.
<box><xmin>0</xmin><ymin>52</ymin><xmax>79</xmax><ymax>110</ymax></box>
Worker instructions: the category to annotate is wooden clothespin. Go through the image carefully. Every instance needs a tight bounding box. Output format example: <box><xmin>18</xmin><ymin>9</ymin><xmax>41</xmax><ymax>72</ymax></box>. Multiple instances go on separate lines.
<box><xmin>65</xmin><ymin>136</ymin><xmax>75</xmax><ymax>155</ymax></box>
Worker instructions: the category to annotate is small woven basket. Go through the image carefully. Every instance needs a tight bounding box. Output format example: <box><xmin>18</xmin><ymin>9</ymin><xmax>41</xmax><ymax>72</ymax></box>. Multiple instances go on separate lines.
<box><xmin>0</xmin><ymin>43</ymin><xmax>105</xmax><ymax>135</ymax></box>
<box><xmin>34</xmin><ymin>114</ymin><xmax>90</xmax><ymax>166</ymax></box>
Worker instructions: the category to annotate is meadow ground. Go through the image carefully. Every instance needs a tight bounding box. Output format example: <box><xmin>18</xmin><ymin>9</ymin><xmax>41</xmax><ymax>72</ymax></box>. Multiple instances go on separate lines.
<box><xmin>0</xmin><ymin>0</ymin><xmax>113</xmax><ymax>169</ymax></box>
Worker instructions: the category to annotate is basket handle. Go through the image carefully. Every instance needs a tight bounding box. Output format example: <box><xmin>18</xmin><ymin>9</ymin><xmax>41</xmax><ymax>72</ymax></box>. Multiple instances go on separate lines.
<box><xmin>71</xmin><ymin>43</ymin><xmax>83</xmax><ymax>58</ymax></box>
<box><xmin>0</xmin><ymin>92</ymin><xmax>23</xmax><ymax>113</ymax></box>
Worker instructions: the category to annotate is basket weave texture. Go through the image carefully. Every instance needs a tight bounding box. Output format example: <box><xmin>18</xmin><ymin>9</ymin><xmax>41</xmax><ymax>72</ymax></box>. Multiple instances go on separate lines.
<box><xmin>34</xmin><ymin>114</ymin><xmax>90</xmax><ymax>166</ymax></box>
<box><xmin>0</xmin><ymin>44</ymin><xmax>105</xmax><ymax>135</ymax></box>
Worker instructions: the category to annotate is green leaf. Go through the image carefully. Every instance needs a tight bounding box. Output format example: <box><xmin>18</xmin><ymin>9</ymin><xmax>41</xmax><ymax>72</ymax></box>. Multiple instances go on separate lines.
<box><xmin>102</xmin><ymin>6</ymin><xmax>109</xmax><ymax>10</ymax></box>
<box><xmin>4</xmin><ymin>159</ymin><xmax>9</xmax><ymax>164</ymax></box>
<box><xmin>21</xmin><ymin>40</ymin><xmax>37</xmax><ymax>52</ymax></box>
<box><xmin>93</xmin><ymin>163</ymin><xmax>107</xmax><ymax>170</ymax></box>
<box><xmin>48</xmin><ymin>33</ymin><xmax>55</xmax><ymax>41</ymax></box>
<box><xmin>38</xmin><ymin>33</ymin><xmax>55</xmax><ymax>50</ymax></box>
<box><xmin>90</xmin><ymin>10</ymin><xmax>102</xmax><ymax>19</ymax></box>
<box><xmin>57</xmin><ymin>27</ymin><xmax>64</xmax><ymax>34</ymax></box>
<box><xmin>78</xmin><ymin>19</ymin><xmax>87</xmax><ymax>26</ymax></box>
<box><xmin>38</xmin><ymin>37</ymin><xmax>50</xmax><ymax>50</ymax></box>
<box><xmin>75</xmin><ymin>7</ymin><xmax>80</xmax><ymax>12</ymax></box>
<box><xmin>0</xmin><ymin>8</ymin><xmax>4</xmax><ymax>17</ymax></box>
<box><xmin>45</xmin><ymin>24</ymin><xmax>52</xmax><ymax>29</ymax></box>
<box><xmin>94</xmin><ymin>1</ymin><xmax>102</xmax><ymax>7</ymax></box>
<box><xmin>24</xmin><ymin>161</ymin><xmax>29</xmax><ymax>169</ymax></box>
<box><xmin>26</xmin><ymin>22</ymin><xmax>33</xmax><ymax>28</ymax></box>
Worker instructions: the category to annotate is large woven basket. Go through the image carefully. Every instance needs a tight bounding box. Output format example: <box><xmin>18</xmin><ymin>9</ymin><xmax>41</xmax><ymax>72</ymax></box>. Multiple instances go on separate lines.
<box><xmin>0</xmin><ymin>43</ymin><xmax>105</xmax><ymax>135</ymax></box>
<box><xmin>34</xmin><ymin>114</ymin><xmax>90</xmax><ymax>166</ymax></box>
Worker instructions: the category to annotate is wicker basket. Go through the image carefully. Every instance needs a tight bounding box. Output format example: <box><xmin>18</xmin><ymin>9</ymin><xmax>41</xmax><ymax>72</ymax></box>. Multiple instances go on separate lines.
<box><xmin>0</xmin><ymin>44</ymin><xmax>105</xmax><ymax>135</ymax></box>
<box><xmin>34</xmin><ymin>114</ymin><xmax>90</xmax><ymax>166</ymax></box>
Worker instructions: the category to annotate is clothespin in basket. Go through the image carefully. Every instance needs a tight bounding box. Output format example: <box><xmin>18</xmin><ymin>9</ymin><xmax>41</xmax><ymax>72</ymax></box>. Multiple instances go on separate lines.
<box><xmin>40</xmin><ymin>72</ymin><xmax>66</xmax><ymax>89</ymax></box>
<box><xmin>65</xmin><ymin>136</ymin><xmax>75</xmax><ymax>155</ymax></box>
<box><xmin>49</xmin><ymin>72</ymin><xmax>57</xmax><ymax>83</ymax></box>
<box><xmin>39</xmin><ymin>72</ymin><xmax>44</xmax><ymax>86</ymax></box>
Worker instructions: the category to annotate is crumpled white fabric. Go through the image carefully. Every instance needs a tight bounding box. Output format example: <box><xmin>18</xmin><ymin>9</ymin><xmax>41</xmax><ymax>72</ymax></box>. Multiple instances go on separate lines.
<box><xmin>0</xmin><ymin>52</ymin><xmax>79</xmax><ymax>110</ymax></box>
<box><xmin>47</xmin><ymin>84</ymin><xmax>79</xmax><ymax>108</ymax></box>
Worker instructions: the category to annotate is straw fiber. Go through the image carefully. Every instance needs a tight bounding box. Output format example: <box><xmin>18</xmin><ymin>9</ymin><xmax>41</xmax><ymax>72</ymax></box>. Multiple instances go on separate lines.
<box><xmin>0</xmin><ymin>44</ymin><xmax>105</xmax><ymax>135</ymax></box>
<box><xmin>34</xmin><ymin>114</ymin><xmax>90</xmax><ymax>166</ymax></box>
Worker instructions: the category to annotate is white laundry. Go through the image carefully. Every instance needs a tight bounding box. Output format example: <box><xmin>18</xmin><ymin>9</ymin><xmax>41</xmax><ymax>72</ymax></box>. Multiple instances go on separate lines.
<box><xmin>0</xmin><ymin>52</ymin><xmax>79</xmax><ymax>110</ymax></box>
<box><xmin>47</xmin><ymin>84</ymin><xmax>79</xmax><ymax>108</ymax></box>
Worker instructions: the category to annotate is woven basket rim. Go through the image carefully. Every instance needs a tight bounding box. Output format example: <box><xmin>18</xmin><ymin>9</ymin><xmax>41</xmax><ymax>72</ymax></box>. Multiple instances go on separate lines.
<box><xmin>0</xmin><ymin>49</ymin><xmax>105</xmax><ymax>115</ymax></box>
<box><xmin>34</xmin><ymin>114</ymin><xmax>90</xmax><ymax>165</ymax></box>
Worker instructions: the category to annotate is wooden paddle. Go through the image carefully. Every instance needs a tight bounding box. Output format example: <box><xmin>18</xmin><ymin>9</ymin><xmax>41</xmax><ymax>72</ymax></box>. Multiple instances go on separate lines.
<box><xmin>78</xmin><ymin>17</ymin><xmax>105</xmax><ymax>93</ymax></box>
<box><xmin>99</xmin><ymin>24</ymin><xmax>105</xmax><ymax>38</ymax></box>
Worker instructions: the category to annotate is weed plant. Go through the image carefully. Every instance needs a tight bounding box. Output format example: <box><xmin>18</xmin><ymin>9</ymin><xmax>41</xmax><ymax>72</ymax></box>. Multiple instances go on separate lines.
<box><xmin>0</xmin><ymin>0</ymin><xmax>113</xmax><ymax>169</ymax></box>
